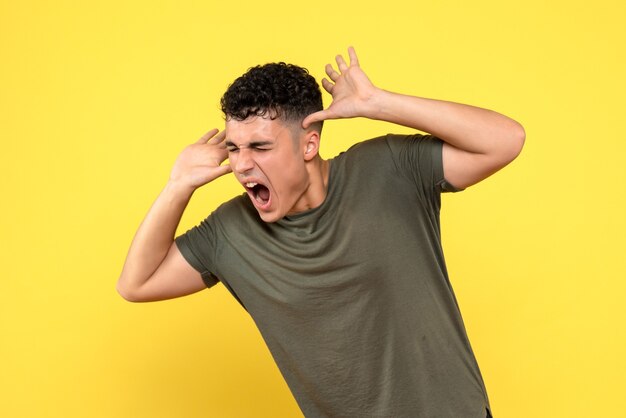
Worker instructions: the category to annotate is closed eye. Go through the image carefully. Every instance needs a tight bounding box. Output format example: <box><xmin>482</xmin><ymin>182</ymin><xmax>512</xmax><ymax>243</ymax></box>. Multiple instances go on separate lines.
<box><xmin>227</xmin><ymin>147</ymin><xmax>271</xmax><ymax>152</ymax></box>
<box><xmin>225</xmin><ymin>140</ymin><xmax>273</xmax><ymax>153</ymax></box>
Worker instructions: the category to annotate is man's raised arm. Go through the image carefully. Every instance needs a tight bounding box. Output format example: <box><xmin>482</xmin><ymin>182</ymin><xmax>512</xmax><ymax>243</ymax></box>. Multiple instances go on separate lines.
<box><xmin>302</xmin><ymin>47</ymin><xmax>525</xmax><ymax>190</ymax></box>
<box><xmin>116</xmin><ymin>129</ymin><xmax>231</xmax><ymax>302</ymax></box>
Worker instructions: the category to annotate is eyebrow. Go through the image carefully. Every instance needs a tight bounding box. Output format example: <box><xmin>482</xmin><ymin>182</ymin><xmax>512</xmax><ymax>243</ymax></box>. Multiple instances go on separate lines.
<box><xmin>225</xmin><ymin>140</ymin><xmax>274</xmax><ymax>148</ymax></box>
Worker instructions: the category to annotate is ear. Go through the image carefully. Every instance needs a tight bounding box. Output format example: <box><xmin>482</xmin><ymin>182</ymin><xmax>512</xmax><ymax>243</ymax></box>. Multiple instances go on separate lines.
<box><xmin>302</xmin><ymin>130</ymin><xmax>321</xmax><ymax>162</ymax></box>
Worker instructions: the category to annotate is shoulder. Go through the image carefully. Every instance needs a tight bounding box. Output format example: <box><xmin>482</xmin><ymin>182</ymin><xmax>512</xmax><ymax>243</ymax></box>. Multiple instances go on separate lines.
<box><xmin>339</xmin><ymin>133</ymin><xmax>437</xmax><ymax>157</ymax></box>
<box><xmin>342</xmin><ymin>134</ymin><xmax>393</xmax><ymax>155</ymax></box>
<box><xmin>182</xmin><ymin>193</ymin><xmax>254</xmax><ymax>236</ymax></box>
<box><xmin>334</xmin><ymin>133</ymin><xmax>437</xmax><ymax>171</ymax></box>
<box><xmin>212</xmin><ymin>193</ymin><xmax>257</xmax><ymax>225</ymax></box>
<box><xmin>333</xmin><ymin>135</ymin><xmax>393</xmax><ymax>167</ymax></box>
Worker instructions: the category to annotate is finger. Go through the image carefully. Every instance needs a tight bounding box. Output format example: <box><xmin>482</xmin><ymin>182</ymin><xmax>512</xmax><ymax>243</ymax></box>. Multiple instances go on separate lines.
<box><xmin>347</xmin><ymin>46</ymin><xmax>359</xmax><ymax>66</ymax></box>
<box><xmin>216</xmin><ymin>164</ymin><xmax>232</xmax><ymax>175</ymax></box>
<box><xmin>335</xmin><ymin>54</ymin><xmax>348</xmax><ymax>72</ymax></box>
<box><xmin>207</xmin><ymin>129</ymin><xmax>226</xmax><ymax>145</ymax></box>
<box><xmin>212</xmin><ymin>164</ymin><xmax>233</xmax><ymax>180</ymax></box>
<box><xmin>325</xmin><ymin>64</ymin><xmax>339</xmax><ymax>81</ymax></box>
<box><xmin>213</xmin><ymin>145</ymin><xmax>230</xmax><ymax>162</ymax></box>
<box><xmin>302</xmin><ymin>109</ymin><xmax>335</xmax><ymax>129</ymax></box>
<box><xmin>321</xmin><ymin>78</ymin><xmax>334</xmax><ymax>94</ymax></box>
<box><xmin>196</xmin><ymin>128</ymin><xmax>219</xmax><ymax>144</ymax></box>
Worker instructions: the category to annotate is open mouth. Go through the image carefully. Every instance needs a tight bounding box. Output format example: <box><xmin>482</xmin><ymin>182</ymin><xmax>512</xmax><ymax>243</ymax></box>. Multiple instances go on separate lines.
<box><xmin>244</xmin><ymin>181</ymin><xmax>271</xmax><ymax>208</ymax></box>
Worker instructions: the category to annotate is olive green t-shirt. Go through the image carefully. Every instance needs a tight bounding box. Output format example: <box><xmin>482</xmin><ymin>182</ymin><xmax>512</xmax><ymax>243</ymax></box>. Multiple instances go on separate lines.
<box><xmin>175</xmin><ymin>134</ymin><xmax>492</xmax><ymax>418</ymax></box>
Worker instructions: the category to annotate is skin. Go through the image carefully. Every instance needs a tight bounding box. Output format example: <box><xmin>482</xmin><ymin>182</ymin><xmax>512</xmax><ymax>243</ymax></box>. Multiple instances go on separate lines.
<box><xmin>225</xmin><ymin>116</ymin><xmax>328</xmax><ymax>223</ymax></box>
<box><xmin>303</xmin><ymin>47</ymin><xmax>526</xmax><ymax>190</ymax></box>
<box><xmin>117</xmin><ymin>46</ymin><xmax>525</xmax><ymax>302</ymax></box>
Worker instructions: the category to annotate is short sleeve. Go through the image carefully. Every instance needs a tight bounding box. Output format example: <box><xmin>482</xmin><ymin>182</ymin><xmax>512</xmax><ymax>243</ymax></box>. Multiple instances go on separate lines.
<box><xmin>175</xmin><ymin>216</ymin><xmax>220</xmax><ymax>288</ymax></box>
<box><xmin>385</xmin><ymin>133</ymin><xmax>465</xmax><ymax>195</ymax></box>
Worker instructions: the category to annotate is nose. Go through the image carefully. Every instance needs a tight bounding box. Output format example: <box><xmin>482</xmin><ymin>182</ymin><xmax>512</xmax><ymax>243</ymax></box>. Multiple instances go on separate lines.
<box><xmin>233</xmin><ymin>148</ymin><xmax>254</xmax><ymax>174</ymax></box>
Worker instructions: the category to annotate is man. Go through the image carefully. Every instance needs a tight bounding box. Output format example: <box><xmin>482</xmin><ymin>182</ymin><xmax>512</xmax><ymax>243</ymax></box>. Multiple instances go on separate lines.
<box><xmin>117</xmin><ymin>47</ymin><xmax>524</xmax><ymax>418</ymax></box>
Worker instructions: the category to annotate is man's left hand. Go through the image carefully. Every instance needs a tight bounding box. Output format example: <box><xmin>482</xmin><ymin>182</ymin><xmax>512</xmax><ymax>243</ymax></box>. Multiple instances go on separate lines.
<box><xmin>302</xmin><ymin>47</ymin><xmax>380</xmax><ymax>128</ymax></box>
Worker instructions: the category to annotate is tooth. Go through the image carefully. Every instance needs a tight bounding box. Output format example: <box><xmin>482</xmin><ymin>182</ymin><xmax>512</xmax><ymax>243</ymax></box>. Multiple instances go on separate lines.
<box><xmin>246</xmin><ymin>182</ymin><xmax>257</xmax><ymax>188</ymax></box>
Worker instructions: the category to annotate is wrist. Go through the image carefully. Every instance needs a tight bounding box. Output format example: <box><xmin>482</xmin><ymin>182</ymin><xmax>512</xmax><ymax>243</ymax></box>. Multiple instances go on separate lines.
<box><xmin>365</xmin><ymin>89</ymin><xmax>427</xmax><ymax>127</ymax></box>
<box><xmin>164</xmin><ymin>179</ymin><xmax>195</xmax><ymax>201</ymax></box>
<box><xmin>362</xmin><ymin>88</ymin><xmax>393</xmax><ymax>120</ymax></box>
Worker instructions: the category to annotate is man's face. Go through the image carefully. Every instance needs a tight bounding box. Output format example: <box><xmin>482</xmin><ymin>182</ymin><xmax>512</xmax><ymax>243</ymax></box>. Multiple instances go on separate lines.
<box><xmin>225</xmin><ymin>116</ymin><xmax>309</xmax><ymax>223</ymax></box>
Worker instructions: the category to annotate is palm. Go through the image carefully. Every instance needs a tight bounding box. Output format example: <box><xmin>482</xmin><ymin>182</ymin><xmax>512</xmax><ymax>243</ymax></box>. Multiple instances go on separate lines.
<box><xmin>170</xmin><ymin>129</ymin><xmax>231</xmax><ymax>189</ymax></box>
<box><xmin>324</xmin><ymin>64</ymin><xmax>376</xmax><ymax>118</ymax></box>
<box><xmin>303</xmin><ymin>47</ymin><xmax>379</xmax><ymax>128</ymax></box>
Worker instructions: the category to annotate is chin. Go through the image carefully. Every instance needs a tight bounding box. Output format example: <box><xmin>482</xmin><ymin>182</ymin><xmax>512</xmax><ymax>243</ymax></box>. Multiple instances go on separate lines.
<box><xmin>257</xmin><ymin>210</ymin><xmax>282</xmax><ymax>223</ymax></box>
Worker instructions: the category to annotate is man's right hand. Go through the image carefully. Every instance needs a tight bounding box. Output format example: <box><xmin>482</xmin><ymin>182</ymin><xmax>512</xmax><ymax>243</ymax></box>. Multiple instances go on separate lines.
<box><xmin>169</xmin><ymin>128</ymin><xmax>232</xmax><ymax>191</ymax></box>
<box><xmin>117</xmin><ymin>128</ymin><xmax>231</xmax><ymax>302</ymax></box>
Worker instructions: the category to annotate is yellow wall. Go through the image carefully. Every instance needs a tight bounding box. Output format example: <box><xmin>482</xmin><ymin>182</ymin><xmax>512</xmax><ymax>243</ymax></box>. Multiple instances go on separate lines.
<box><xmin>1</xmin><ymin>1</ymin><xmax>624</xmax><ymax>417</ymax></box>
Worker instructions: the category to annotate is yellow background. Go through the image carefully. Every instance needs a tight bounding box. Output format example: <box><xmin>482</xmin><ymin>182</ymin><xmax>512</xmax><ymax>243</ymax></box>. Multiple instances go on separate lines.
<box><xmin>1</xmin><ymin>0</ymin><xmax>624</xmax><ymax>417</ymax></box>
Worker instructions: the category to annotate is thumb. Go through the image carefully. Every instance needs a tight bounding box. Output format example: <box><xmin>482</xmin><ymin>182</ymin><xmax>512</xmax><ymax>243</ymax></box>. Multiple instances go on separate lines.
<box><xmin>302</xmin><ymin>109</ymin><xmax>334</xmax><ymax>129</ymax></box>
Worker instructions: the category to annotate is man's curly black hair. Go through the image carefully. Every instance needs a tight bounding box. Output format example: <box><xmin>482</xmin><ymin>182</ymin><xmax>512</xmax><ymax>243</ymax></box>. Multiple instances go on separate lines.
<box><xmin>221</xmin><ymin>62</ymin><xmax>323</xmax><ymax>133</ymax></box>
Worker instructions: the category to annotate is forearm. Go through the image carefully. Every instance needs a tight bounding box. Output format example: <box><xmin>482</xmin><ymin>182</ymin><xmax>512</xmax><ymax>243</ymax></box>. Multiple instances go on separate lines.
<box><xmin>117</xmin><ymin>181</ymin><xmax>194</xmax><ymax>293</ymax></box>
<box><xmin>366</xmin><ymin>89</ymin><xmax>525</xmax><ymax>155</ymax></box>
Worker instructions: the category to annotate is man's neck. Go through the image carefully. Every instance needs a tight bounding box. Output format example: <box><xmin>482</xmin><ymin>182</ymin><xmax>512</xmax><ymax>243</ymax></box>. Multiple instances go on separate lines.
<box><xmin>288</xmin><ymin>157</ymin><xmax>330</xmax><ymax>215</ymax></box>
